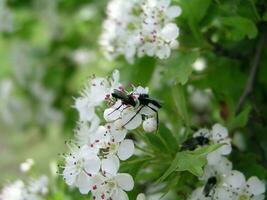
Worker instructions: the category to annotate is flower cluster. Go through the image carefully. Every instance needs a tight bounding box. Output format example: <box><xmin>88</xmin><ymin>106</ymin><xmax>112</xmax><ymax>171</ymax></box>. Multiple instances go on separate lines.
<box><xmin>99</xmin><ymin>0</ymin><xmax>182</xmax><ymax>63</ymax></box>
<box><xmin>0</xmin><ymin>0</ymin><xmax>13</xmax><ymax>33</ymax></box>
<box><xmin>188</xmin><ymin>124</ymin><xmax>265</xmax><ymax>200</ymax></box>
<box><xmin>62</xmin><ymin>70</ymin><xmax>160</xmax><ymax>199</ymax></box>
<box><xmin>0</xmin><ymin>176</ymin><xmax>49</xmax><ymax>200</ymax></box>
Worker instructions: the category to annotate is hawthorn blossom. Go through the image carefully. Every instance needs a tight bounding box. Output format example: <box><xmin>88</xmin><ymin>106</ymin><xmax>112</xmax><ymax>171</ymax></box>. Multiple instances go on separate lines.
<box><xmin>206</xmin><ymin>124</ymin><xmax>232</xmax><ymax>165</ymax></box>
<box><xmin>191</xmin><ymin>124</ymin><xmax>232</xmax><ymax>165</ymax></box>
<box><xmin>0</xmin><ymin>180</ymin><xmax>25</xmax><ymax>200</ymax></box>
<box><xmin>104</xmin><ymin>86</ymin><xmax>160</xmax><ymax>131</ymax></box>
<box><xmin>0</xmin><ymin>175</ymin><xmax>49</xmax><ymax>200</ymax></box>
<box><xmin>0</xmin><ymin>0</ymin><xmax>13</xmax><ymax>33</ymax></box>
<box><xmin>20</xmin><ymin>158</ymin><xmax>35</xmax><ymax>173</ymax></box>
<box><xmin>74</xmin><ymin>70</ymin><xmax>122</xmax><ymax>122</ymax></box>
<box><xmin>142</xmin><ymin>117</ymin><xmax>157</xmax><ymax>132</ymax></box>
<box><xmin>100</xmin><ymin>0</ymin><xmax>181</xmax><ymax>63</ymax></box>
<box><xmin>91</xmin><ymin>172</ymin><xmax>134</xmax><ymax>200</ymax></box>
<box><xmin>224</xmin><ymin>172</ymin><xmax>265</xmax><ymax>200</ymax></box>
<box><xmin>63</xmin><ymin>144</ymin><xmax>101</xmax><ymax>194</ymax></box>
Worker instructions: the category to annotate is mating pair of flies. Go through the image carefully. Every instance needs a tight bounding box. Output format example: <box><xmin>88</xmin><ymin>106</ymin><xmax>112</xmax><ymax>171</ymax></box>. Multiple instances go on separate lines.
<box><xmin>110</xmin><ymin>89</ymin><xmax>162</xmax><ymax>128</ymax></box>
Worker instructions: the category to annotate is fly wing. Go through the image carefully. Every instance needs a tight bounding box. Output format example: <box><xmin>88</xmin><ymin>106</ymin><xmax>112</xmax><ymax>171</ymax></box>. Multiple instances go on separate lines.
<box><xmin>112</xmin><ymin>89</ymin><xmax>136</xmax><ymax>106</ymax></box>
<box><xmin>112</xmin><ymin>89</ymin><xmax>130</xmax><ymax>100</ymax></box>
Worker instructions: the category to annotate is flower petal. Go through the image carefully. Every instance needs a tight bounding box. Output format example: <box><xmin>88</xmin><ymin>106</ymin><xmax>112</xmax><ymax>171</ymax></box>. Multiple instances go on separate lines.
<box><xmin>246</xmin><ymin>176</ymin><xmax>265</xmax><ymax>196</ymax></box>
<box><xmin>161</xmin><ymin>23</ymin><xmax>179</xmax><ymax>42</ymax></box>
<box><xmin>111</xmin><ymin>188</ymin><xmax>129</xmax><ymax>200</ymax></box>
<box><xmin>115</xmin><ymin>173</ymin><xmax>134</xmax><ymax>191</ymax></box>
<box><xmin>224</xmin><ymin>170</ymin><xmax>246</xmax><ymax>189</ymax></box>
<box><xmin>84</xmin><ymin>156</ymin><xmax>101</xmax><ymax>175</ymax></box>
<box><xmin>118</xmin><ymin>139</ymin><xmax>135</xmax><ymax>160</ymax></box>
<box><xmin>211</xmin><ymin>124</ymin><xmax>228</xmax><ymax>140</ymax></box>
<box><xmin>102</xmin><ymin>155</ymin><xmax>120</xmax><ymax>175</ymax></box>
<box><xmin>76</xmin><ymin>171</ymin><xmax>93</xmax><ymax>194</ymax></box>
<box><xmin>121</xmin><ymin>109</ymin><xmax>142</xmax><ymax>130</ymax></box>
<box><xmin>166</xmin><ymin>6</ymin><xmax>182</xmax><ymax>18</ymax></box>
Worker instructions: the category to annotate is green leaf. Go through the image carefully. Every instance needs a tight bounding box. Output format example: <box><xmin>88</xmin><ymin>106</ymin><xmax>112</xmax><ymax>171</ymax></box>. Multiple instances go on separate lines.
<box><xmin>158</xmin><ymin>124</ymin><xmax>179</xmax><ymax>153</ymax></box>
<box><xmin>176</xmin><ymin>51</ymin><xmax>199</xmax><ymax>85</ymax></box>
<box><xmin>220</xmin><ymin>16</ymin><xmax>258</xmax><ymax>41</ymax></box>
<box><xmin>157</xmin><ymin>144</ymin><xmax>222</xmax><ymax>182</ymax></box>
<box><xmin>124</xmin><ymin>56</ymin><xmax>156</xmax><ymax>86</ymax></box>
<box><xmin>145</xmin><ymin>133</ymin><xmax>169</xmax><ymax>153</ymax></box>
<box><xmin>171</xmin><ymin>84</ymin><xmax>190</xmax><ymax>128</ymax></box>
<box><xmin>263</xmin><ymin>11</ymin><xmax>267</xmax><ymax>22</ymax></box>
<box><xmin>179</xmin><ymin>0</ymin><xmax>212</xmax><ymax>23</ymax></box>
<box><xmin>228</xmin><ymin>105</ymin><xmax>251</xmax><ymax>131</ymax></box>
<box><xmin>177</xmin><ymin>0</ymin><xmax>211</xmax><ymax>43</ymax></box>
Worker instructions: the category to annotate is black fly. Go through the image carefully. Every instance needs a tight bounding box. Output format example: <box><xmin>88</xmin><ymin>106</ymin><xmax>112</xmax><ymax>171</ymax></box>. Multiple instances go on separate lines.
<box><xmin>110</xmin><ymin>89</ymin><xmax>162</xmax><ymax>128</ymax></box>
<box><xmin>181</xmin><ymin>136</ymin><xmax>210</xmax><ymax>151</ymax></box>
<box><xmin>203</xmin><ymin>176</ymin><xmax>217</xmax><ymax>197</ymax></box>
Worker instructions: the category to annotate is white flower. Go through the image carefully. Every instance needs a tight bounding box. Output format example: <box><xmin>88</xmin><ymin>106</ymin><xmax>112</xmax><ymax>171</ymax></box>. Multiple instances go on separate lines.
<box><xmin>104</xmin><ymin>85</ymin><xmax>159</xmax><ymax>131</ymax></box>
<box><xmin>28</xmin><ymin>175</ymin><xmax>49</xmax><ymax>195</ymax></box>
<box><xmin>143</xmin><ymin>117</ymin><xmax>157</xmax><ymax>132</ymax></box>
<box><xmin>91</xmin><ymin>172</ymin><xmax>134</xmax><ymax>200</ymax></box>
<box><xmin>74</xmin><ymin>70</ymin><xmax>122</xmax><ymax>123</ymax></box>
<box><xmin>0</xmin><ymin>180</ymin><xmax>25</xmax><ymax>200</ymax></box>
<box><xmin>201</xmin><ymin>157</ymin><xmax>232</xmax><ymax>182</ymax></box>
<box><xmin>99</xmin><ymin>0</ymin><xmax>181</xmax><ymax>63</ymax></box>
<box><xmin>89</xmin><ymin>125</ymin><xmax>135</xmax><ymax>161</ymax></box>
<box><xmin>0</xmin><ymin>0</ymin><xmax>13</xmax><ymax>33</ymax></box>
<box><xmin>207</xmin><ymin>124</ymin><xmax>232</xmax><ymax>165</ymax></box>
<box><xmin>137</xmin><ymin>193</ymin><xmax>147</xmax><ymax>200</ymax></box>
<box><xmin>20</xmin><ymin>158</ymin><xmax>35</xmax><ymax>173</ymax></box>
<box><xmin>224</xmin><ymin>172</ymin><xmax>265</xmax><ymax>200</ymax></box>
<box><xmin>63</xmin><ymin>145</ymin><xmax>101</xmax><ymax>194</ymax></box>
<box><xmin>74</xmin><ymin>118</ymin><xmax>100</xmax><ymax>146</ymax></box>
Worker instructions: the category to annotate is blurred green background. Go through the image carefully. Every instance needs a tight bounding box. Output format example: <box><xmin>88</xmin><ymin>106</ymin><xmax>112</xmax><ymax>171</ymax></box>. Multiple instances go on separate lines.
<box><xmin>0</xmin><ymin>0</ymin><xmax>114</xmax><ymax>184</ymax></box>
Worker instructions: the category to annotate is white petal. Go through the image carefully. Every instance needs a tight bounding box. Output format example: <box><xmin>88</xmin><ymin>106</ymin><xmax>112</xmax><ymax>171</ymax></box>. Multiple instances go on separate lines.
<box><xmin>246</xmin><ymin>176</ymin><xmax>265</xmax><ymax>196</ymax></box>
<box><xmin>115</xmin><ymin>173</ymin><xmax>134</xmax><ymax>191</ymax></box>
<box><xmin>104</xmin><ymin>107</ymin><xmax>121</xmax><ymax>122</ymax></box>
<box><xmin>156</xmin><ymin>45</ymin><xmax>171</xmax><ymax>59</ymax></box>
<box><xmin>216</xmin><ymin>157</ymin><xmax>232</xmax><ymax>176</ymax></box>
<box><xmin>63</xmin><ymin>168</ymin><xmax>76</xmax><ymax>186</ymax></box>
<box><xmin>252</xmin><ymin>194</ymin><xmax>265</xmax><ymax>200</ymax></box>
<box><xmin>111</xmin><ymin>120</ymin><xmax>127</xmax><ymax>142</ymax></box>
<box><xmin>161</xmin><ymin>23</ymin><xmax>179</xmax><ymax>42</ymax></box>
<box><xmin>118</xmin><ymin>139</ymin><xmax>135</xmax><ymax>160</ymax></box>
<box><xmin>76</xmin><ymin>171</ymin><xmax>93</xmax><ymax>194</ymax></box>
<box><xmin>84</xmin><ymin>156</ymin><xmax>101</xmax><ymax>175</ymax></box>
<box><xmin>215</xmin><ymin>187</ymin><xmax>235</xmax><ymax>200</ymax></box>
<box><xmin>121</xmin><ymin>109</ymin><xmax>142</xmax><ymax>130</ymax></box>
<box><xmin>166</xmin><ymin>6</ymin><xmax>182</xmax><ymax>18</ymax></box>
<box><xmin>112</xmin><ymin>69</ymin><xmax>120</xmax><ymax>84</ymax></box>
<box><xmin>74</xmin><ymin>97</ymin><xmax>95</xmax><ymax>122</ymax></box>
<box><xmin>142</xmin><ymin>117</ymin><xmax>157</xmax><ymax>132</ymax></box>
<box><xmin>111</xmin><ymin>188</ymin><xmax>129</xmax><ymax>200</ymax></box>
<box><xmin>212</xmin><ymin>124</ymin><xmax>228</xmax><ymax>140</ymax></box>
<box><xmin>207</xmin><ymin>151</ymin><xmax>221</xmax><ymax>165</ymax></box>
<box><xmin>218</xmin><ymin>140</ymin><xmax>232</xmax><ymax>155</ymax></box>
<box><xmin>137</xmin><ymin>193</ymin><xmax>146</xmax><ymax>200</ymax></box>
<box><xmin>102</xmin><ymin>155</ymin><xmax>120</xmax><ymax>175</ymax></box>
<box><xmin>224</xmin><ymin>170</ymin><xmax>246</xmax><ymax>189</ymax></box>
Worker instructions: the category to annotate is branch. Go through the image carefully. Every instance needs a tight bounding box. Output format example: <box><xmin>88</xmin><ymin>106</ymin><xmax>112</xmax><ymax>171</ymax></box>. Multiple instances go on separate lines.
<box><xmin>235</xmin><ymin>34</ymin><xmax>267</xmax><ymax>115</ymax></box>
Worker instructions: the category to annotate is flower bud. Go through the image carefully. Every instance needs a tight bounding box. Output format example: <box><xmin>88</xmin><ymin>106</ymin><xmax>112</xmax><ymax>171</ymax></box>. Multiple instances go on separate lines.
<box><xmin>142</xmin><ymin>117</ymin><xmax>157</xmax><ymax>132</ymax></box>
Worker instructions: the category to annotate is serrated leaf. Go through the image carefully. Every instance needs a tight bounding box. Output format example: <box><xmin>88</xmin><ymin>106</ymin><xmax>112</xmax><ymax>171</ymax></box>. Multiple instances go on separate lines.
<box><xmin>157</xmin><ymin>144</ymin><xmax>222</xmax><ymax>182</ymax></box>
<box><xmin>220</xmin><ymin>16</ymin><xmax>258</xmax><ymax>41</ymax></box>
